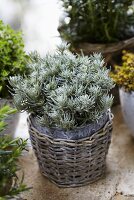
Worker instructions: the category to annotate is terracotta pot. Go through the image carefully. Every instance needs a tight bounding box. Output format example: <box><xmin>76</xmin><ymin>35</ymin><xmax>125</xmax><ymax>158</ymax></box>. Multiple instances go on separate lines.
<box><xmin>119</xmin><ymin>88</ymin><xmax>134</xmax><ymax>136</ymax></box>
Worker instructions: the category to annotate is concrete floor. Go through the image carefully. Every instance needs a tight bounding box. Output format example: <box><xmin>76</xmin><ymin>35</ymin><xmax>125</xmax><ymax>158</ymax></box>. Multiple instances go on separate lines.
<box><xmin>19</xmin><ymin>106</ymin><xmax>134</xmax><ymax>200</ymax></box>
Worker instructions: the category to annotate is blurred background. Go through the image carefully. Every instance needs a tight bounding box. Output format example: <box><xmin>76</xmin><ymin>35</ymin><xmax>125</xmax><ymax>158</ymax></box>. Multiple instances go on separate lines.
<box><xmin>0</xmin><ymin>0</ymin><xmax>62</xmax><ymax>55</ymax></box>
<box><xmin>0</xmin><ymin>0</ymin><xmax>62</xmax><ymax>140</ymax></box>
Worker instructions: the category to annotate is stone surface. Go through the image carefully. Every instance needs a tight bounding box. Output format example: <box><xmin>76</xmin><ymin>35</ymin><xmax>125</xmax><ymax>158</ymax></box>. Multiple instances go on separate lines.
<box><xmin>19</xmin><ymin>106</ymin><xmax>134</xmax><ymax>200</ymax></box>
<box><xmin>112</xmin><ymin>194</ymin><xmax>134</xmax><ymax>200</ymax></box>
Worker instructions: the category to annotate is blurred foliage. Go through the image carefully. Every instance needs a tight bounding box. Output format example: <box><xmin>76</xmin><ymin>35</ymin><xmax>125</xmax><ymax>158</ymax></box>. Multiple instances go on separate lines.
<box><xmin>110</xmin><ymin>50</ymin><xmax>134</xmax><ymax>92</ymax></box>
<box><xmin>0</xmin><ymin>105</ymin><xmax>30</xmax><ymax>199</ymax></box>
<box><xmin>59</xmin><ymin>0</ymin><xmax>134</xmax><ymax>45</ymax></box>
<box><xmin>0</xmin><ymin>20</ymin><xmax>27</xmax><ymax>97</ymax></box>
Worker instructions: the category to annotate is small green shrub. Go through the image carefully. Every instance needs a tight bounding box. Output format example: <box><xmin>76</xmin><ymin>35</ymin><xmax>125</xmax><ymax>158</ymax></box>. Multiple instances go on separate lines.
<box><xmin>58</xmin><ymin>0</ymin><xmax>134</xmax><ymax>45</ymax></box>
<box><xmin>0</xmin><ymin>105</ymin><xmax>29</xmax><ymax>199</ymax></box>
<box><xmin>0</xmin><ymin>20</ymin><xmax>27</xmax><ymax>97</ymax></box>
<box><xmin>10</xmin><ymin>45</ymin><xmax>114</xmax><ymax>130</ymax></box>
<box><xmin>110</xmin><ymin>50</ymin><xmax>134</xmax><ymax>92</ymax></box>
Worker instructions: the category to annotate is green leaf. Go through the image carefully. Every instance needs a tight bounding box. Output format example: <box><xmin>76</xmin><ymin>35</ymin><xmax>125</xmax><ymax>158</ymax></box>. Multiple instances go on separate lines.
<box><xmin>0</xmin><ymin>20</ymin><xmax>28</xmax><ymax>98</ymax></box>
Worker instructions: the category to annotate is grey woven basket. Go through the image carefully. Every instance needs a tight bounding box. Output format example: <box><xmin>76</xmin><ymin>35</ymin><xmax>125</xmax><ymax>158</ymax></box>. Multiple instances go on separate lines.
<box><xmin>27</xmin><ymin>110</ymin><xmax>113</xmax><ymax>187</ymax></box>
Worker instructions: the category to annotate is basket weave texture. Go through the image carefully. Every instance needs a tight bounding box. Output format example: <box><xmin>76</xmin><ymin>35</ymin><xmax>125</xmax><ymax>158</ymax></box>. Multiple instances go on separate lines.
<box><xmin>27</xmin><ymin>111</ymin><xmax>113</xmax><ymax>187</ymax></box>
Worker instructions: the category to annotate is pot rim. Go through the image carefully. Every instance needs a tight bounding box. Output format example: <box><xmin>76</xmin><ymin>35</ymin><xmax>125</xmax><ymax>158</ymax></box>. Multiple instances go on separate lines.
<box><xmin>75</xmin><ymin>37</ymin><xmax>134</xmax><ymax>54</ymax></box>
<box><xmin>28</xmin><ymin>109</ymin><xmax>113</xmax><ymax>140</ymax></box>
<box><xmin>119</xmin><ymin>87</ymin><xmax>134</xmax><ymax>94</ymax></box>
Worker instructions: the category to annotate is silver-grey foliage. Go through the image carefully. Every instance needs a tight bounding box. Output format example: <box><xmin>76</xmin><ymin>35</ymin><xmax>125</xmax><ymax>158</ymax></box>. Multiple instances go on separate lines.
<box><xmin>10</xmin><ymin>45</ymin><xmax>114</xmax><ymax>130</ymax></box>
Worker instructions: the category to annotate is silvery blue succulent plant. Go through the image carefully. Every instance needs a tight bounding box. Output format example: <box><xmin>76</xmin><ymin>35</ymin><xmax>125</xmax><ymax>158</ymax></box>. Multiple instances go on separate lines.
<box><xmin>10</xmin><ymin>44</ymin><xmax>114</xmax><ymax>130</ymax></box>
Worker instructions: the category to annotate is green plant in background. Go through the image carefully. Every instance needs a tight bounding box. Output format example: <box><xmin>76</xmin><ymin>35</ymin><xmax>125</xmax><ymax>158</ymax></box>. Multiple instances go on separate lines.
<box><xmin>110</xmin><ymin>50</ymin><xmax>134</xmax><ymax>92</ymax></box>
<box><xmin>0</xmin><ymin>20</ymin><xmax>27</xmax><ymax>97</ymax></box>
<box><xmin>0</xmin><ymin>105</ymin><xmax>29</xmax><ymax>199</ymax></box>
<box><xmin>10</xmin><ymin>45</ymin><xmax>114</xmax><ymax>130</ymax></box>
<box><xmin>58</xmin><ymin>0</ymin><xmax>134</xmax><ymax>45</ymax></box>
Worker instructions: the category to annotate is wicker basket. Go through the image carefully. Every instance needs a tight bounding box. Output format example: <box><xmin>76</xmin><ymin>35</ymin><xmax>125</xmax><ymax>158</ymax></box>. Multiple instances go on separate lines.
<box><xmin>27</xmin><ymin>110</ymin><xmax>113</xmax><ymax>187</ymax></box>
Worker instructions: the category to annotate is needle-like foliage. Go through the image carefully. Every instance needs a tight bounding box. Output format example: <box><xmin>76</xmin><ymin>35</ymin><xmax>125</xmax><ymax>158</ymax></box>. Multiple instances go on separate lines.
<box><xmin>10</xmin><ymin>45</ymin><xmax>114</xmax><ymax>130</ymax></box>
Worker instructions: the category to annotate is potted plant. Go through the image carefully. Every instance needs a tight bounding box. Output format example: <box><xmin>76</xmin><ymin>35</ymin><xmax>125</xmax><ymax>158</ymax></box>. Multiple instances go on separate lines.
<box><xmin>10</xmin><ymin>45</ymin><xmax>114</xmax><ymax>187</ymax></box>
<box><xmin>58</xmin><ymin>0</ymin><xmax>134</xmax><ymax>105</ymax></box>
<box><xmin>110</xmin><ymin>50</ymin><xmax>134</xmax><ymax>136</ymax></box>
<box><xmin>0</xmin><ymin>20</ymin><xmax>28</xmax><ymax>136</ymax></box>
<box><xmin>0</xmin><ymin>105</ymin><xmax>29</xmax><ymax>199</ymax></box>
<box><xmin>58</xmin><ymin>0</ymin><xmax>134</xmax><ymax>59</ymax></box>
<box><xmin>0</xmin><ymin>20</ymin><xmax>27</xmax><ymax>98</ymax></box>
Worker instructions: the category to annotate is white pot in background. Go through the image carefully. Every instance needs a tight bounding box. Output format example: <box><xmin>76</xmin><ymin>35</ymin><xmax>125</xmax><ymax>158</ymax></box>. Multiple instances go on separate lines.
<box><xmin>119</xmin><ymin>88</ymin><xmax>134</xmax><ymax>136</ymax></box>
